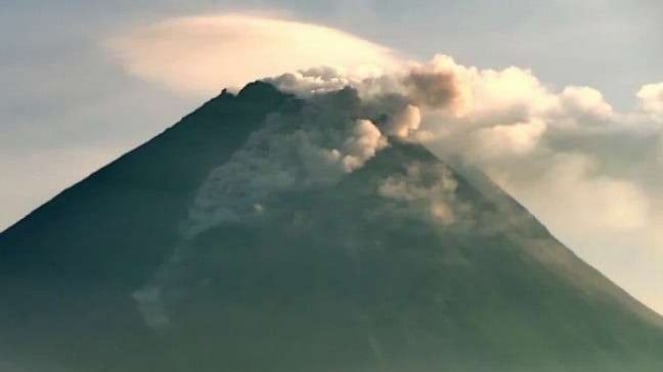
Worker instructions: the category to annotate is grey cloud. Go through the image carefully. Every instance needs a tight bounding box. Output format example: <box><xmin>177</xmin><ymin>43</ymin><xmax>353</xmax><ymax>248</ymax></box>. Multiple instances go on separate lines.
<box><xmin>403</xmin><ymin>70</ymin><xmax>459</xmax><ymax>109</ymax></box>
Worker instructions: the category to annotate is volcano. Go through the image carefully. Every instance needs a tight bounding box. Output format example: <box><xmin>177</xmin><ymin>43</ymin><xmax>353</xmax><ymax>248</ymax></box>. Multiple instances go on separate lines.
<box><xmin>1</xmin><ymin>82</ymin><xmax>662</xmax><ymax>372</ymax></box>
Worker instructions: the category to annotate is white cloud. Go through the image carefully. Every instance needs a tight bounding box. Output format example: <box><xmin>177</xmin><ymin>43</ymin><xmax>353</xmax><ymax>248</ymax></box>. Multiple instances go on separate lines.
<box><xmin>414</xmin><ymin>56</ymin><xmax>556</xmax><ymax>121</ymax></box>
<box><xmin>557</xmin><ymin>86</ymin><xmax>613</xmax><ymax>120</ymax></box>
<box><xmin>638</xmin><ymin>82</ymin><xmax>663</xmax><ymax>116</ymax></box>
<box><xmin>340</xmin><ymin>119</ymin><xmax>388</xmax><ymax>172</ymax></box>
<box><xmin>266</xmin><ymin>67</ymin><xmax>355</xmax><ymax>95</ymax></box>
<box><xmin>500</xmin><ymin>153</ymin><xmax>650</xmax><ymax>234</ymax></box>
<box><xmin>472</xmin><ymin>119</ymin><xmax>547</xmax><ymax>159</ymax></box>
<box><xmin>108</xmin><ymin>14</ymin><xmax>402</xmax><ymax>96</ymax></box>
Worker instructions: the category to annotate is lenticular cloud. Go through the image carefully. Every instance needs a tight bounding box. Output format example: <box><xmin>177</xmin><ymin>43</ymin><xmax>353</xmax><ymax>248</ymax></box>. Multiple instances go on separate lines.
<box><xmin>108</xmin><ymin>14</ymin><xmax>402</xmax><ymax>96</ymax></box>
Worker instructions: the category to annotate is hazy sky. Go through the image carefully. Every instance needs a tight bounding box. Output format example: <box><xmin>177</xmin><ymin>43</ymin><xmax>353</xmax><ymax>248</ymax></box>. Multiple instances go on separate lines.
<box><xmin>1</xmin><ymin>1</ymin><xmax>662</xmax><ymax>312</ymax></box>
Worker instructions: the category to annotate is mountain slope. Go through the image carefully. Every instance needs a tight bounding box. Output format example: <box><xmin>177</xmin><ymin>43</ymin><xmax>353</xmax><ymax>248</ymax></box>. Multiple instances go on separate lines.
<box><xmin>1</xmin><ymin>82</ymin><xmax>662</xmax><ymax>372</ymax></box>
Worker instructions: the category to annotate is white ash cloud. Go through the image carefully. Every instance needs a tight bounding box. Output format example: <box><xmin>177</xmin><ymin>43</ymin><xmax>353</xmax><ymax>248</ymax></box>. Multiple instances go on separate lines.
<box><xmin>638</xmin><ymin>82</ymin><xmax>663</xmax><ymax>117</ymax></box>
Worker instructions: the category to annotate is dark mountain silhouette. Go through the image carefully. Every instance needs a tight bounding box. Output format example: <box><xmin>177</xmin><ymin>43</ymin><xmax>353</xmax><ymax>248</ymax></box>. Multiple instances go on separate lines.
<box><xmin>1</xmin><ymin>82</ymin><xmax>662</xmax><ymax>372</ymax></box>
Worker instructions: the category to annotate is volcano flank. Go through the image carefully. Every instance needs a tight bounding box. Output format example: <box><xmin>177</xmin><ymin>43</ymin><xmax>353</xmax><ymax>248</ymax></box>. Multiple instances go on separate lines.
<box><xmin>1</xmin><ymin>82</ymin><xmax>662</xmax><ymax>372</ymax></box>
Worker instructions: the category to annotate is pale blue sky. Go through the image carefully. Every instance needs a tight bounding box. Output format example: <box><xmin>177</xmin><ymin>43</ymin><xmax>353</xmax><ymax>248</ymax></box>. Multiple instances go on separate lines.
<box><xmin>1</xmin><ymin>0</ymin><xmax>662</xmax><ymax>312</ymax></box>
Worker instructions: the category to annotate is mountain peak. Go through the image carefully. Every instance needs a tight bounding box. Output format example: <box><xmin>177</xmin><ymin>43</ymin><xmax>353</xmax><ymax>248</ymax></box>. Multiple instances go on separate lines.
<box><xmin>237</xmin><ymin>80</ymin><xmax>288</xmax><ymax>103</ymax></box>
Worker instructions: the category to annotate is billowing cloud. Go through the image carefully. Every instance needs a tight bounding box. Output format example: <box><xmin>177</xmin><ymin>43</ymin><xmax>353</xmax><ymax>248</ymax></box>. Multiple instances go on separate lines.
<box><xmin>392</xmin><ymin>57</ymin><xmax>663</xmax><ymax>314</ymax></box>
<box><xmin>403</xmin><ymin>67</ymin><xmax>459</xmax><ymax>109</ymax></box>
<box><xmin>259</xmin><ymin>51</ymin><xmax>663</xmax><ymax>314</ymax></box>
<box><xmin>557</xmin><ymin>86</ymin><xmax>613</xmax><ymax>121</ymax></box>
<box><xmin>638</xmin><ymin>82</ymin><xmax>663</xmax><ymax>116</ymax></box>
<box><xmin>386</xmin><ymin>104</ymin><xmax>421</xmax><ymax>138</ymax></box>
<box><xmin>108</xmin><ymin>14</ymin><xmax>401</xmax><ymax>96</ymax></box>
<box><xmin>340</xmin><ymin>119</ymin><xmax>388</xmax><ymax>171</ymax></box>
<box><xmin>411</xmin><ymin>58</ymin><xmax>662</xmax><ymax>247</ymax></box>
